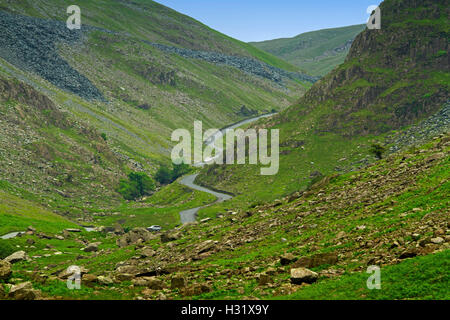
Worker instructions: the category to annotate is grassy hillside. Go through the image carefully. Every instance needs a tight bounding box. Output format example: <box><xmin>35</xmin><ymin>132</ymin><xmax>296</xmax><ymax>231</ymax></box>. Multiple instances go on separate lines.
<box><xmin>196</xmin><ymin>0</ymin><xmax>449</xmax><ymax>211</ymax></box>
<box><xmin>251</xmin><ymin>24</ymin><xmax>366</xmax><ymax>76</ymax></box>
<box><xmin>0</xmin><ymin>0</ymin><xmax>313</xmax><ymax>221</ymax></box>
<box><xmin>0</xmin><ymin>182</ymin><xmax>78</xmax><ymax>235</ymax></box>
<box><xmin>2</xmin><ymin>133</ymin><xmax>448</xmax><ymax>300</ymax></box>
<box><xmin>0</xmin><ymin>0</ymin><xmax>300</xmax><ymax>71</ymax></box>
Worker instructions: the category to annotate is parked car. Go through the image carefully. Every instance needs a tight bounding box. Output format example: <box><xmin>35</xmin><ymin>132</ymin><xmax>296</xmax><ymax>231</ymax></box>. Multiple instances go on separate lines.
<box><xmin>147</xmin><ymin>225</ymin><xmax>162</xmax><ymax>232</ymax></box>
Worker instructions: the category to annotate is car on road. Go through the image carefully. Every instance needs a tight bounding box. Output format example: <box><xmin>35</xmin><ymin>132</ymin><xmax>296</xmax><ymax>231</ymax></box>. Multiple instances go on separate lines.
<box><xmin>147</xmin><ymin>225</ymin><xmax>162</xmax><ymax>232</ymax></box>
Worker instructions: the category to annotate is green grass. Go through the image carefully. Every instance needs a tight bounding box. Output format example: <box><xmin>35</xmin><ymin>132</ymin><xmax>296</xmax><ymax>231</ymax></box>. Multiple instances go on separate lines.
<box><xmin>0</xmin><ymin>190</ymin><xmax>78</xmax><ymax>234</ymax></box>
<box><xmin>89</xmin><ymin>182</ymin><xmax>216</xmax><ymax>230</ymax></box>
<box><xmin>278</xmin><ymin>251</ymin><xmax>449</xmax><ymax>300</ymax></box>
<box><xmin>250</xmin><ymin>24</ymin><xmax>366</xmax><ymax>76</ymax></box>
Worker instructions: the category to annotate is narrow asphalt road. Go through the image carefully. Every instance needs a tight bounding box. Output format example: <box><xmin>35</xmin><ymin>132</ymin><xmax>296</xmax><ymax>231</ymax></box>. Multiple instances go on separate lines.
<box><xmin>178</xmin><ymin>113</ymin><xmax>276</xmax><ymax>223</ymax></box>
<box><xmin>178</xmin><ymin>174</ymin><xmax>232</xmax><ymax>224</ymax></box>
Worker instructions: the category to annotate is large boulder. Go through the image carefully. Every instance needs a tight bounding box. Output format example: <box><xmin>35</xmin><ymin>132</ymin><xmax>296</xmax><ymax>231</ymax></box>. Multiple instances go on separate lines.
<box><xmin>0</xmin><ymin>260</ymin><xmax>12</xmax><ymax>281</ymax></box>
<box><xmin>8</xmin><ymin>282</ymin><xmax>41</xmax><ymax>300</ymax></box>
<box><xmin>117</xmin><ymin>228</ymin><xmax>155</xmax><ymax>248</ymax></box>
<box><xmin>83</xmin><ymin>243</ymin><xmax>99</xmax><ymax>252</ymax></box>
<box><xmin>138</xmin><ymin>247</ymin><xmax>156</xmax><ymax>258</ymax></box>
<box><xmin>4</xmin><ymin>251</ymin><xmax>29</xmax><ymax>264</ymax></box>
<box><xmin>82</xmin><ymin>274</ymin><xmax>98</xmax><ymax>284</ymax></box>
<box><xmin>161</xmin><ymin>232</ymin><xmax>181</xmax><ymax>243</ymax></box>
<box><xmin>290</xmin><ymin>268</ymin><xmax>319</xmax><ymax>285</ymax></box>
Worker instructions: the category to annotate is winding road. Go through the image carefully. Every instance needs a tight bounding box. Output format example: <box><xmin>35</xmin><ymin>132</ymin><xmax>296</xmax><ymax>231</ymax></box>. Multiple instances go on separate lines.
<box><xmin>178</xmin><ymin>113</ymin><xmax>275</xmax><ymax>223</ymax></box>
<box><xmin>1</xmin><ymin>114</ymin><xmax>276</xmax><ymax>237</ymax></box>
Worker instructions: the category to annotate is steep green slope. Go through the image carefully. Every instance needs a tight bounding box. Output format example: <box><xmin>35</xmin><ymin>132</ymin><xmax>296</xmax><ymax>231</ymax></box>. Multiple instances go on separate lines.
<box><xmin>196</xmin><ymin>0</ymin><xmax>449</xmax><ymax>211</ymax></box>
<box><xmin>3</xmin><ymin>133</ymin><xmax>448</xmax><ymax>300</ymax></box>
<box><xmin>0</xmin><ymin>75</ymin><xmax>127</xmax><ymax>218</ymax></box>
<box><xmin>0</xmin><ymin>189</ymin><xmax>78</xmax><ymax>235</ymax></box>
<box><xmin>0</xmin><ymin>0</ymin><xmax>314</xmax><ymax>219</ymax></box>
<box><xmin>251</xmin><ymin>24</ymin><xmax>366</xmax><ymax>76</ymax></box>
<box><xmin>0</xmin><ymin>0</ymin><xmax>299</xmax><ymax>72</ymax></box>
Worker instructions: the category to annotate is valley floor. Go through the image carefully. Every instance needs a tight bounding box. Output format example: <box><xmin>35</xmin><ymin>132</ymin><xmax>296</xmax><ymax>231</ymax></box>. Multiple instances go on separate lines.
<box><xmin>1</xmin><ymin>133</ymin><xmax>448</xmax><ymax>300</ymax></box>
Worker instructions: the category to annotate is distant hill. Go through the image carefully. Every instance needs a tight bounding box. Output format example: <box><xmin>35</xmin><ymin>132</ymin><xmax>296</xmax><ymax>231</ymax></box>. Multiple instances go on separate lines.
<box><xmin>250</xmin><ymin>24</ymin><xmax>366</xmax><ymax>76</ymax></box>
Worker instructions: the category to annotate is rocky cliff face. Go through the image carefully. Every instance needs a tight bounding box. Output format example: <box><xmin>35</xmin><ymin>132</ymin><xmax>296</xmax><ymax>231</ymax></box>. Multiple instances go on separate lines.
<box><xmin>0</xmin><ymin>76</ymin><xmax>124</xmax><ymax>214</ymax></box>
<box><xmin>280</xmin><ymin>0</ymin><xmax>449</xmax><ymax>137</ymax></box>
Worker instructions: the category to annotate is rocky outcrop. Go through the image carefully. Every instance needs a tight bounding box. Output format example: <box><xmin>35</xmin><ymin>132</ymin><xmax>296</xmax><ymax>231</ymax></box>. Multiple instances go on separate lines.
<box><xmin>8</xmin><ymin>282</ymin><xmax>41</xmax><ymax>300</ymax></box>
<box><xmin>4</xmin><ymin>251</ymin><xmax>29</xmax><ymax>264</ymax></box>
<box><xmin>0</xmin><ymin>260</ymin><xmax>12</xmax><ymax>281</ymax></box>
<box><xmin>0</xmin><ymin>11</ymin><xmax>104</xmax><ymax>100</ymax></box>
<box><xmin>117</xmin><ymin>228</ymin><xmax>156</xmax><ymax>247</ymax></box>
<box><xmin>386</xmin><ymin>102</ymin><xmax>450</xmax><ymax>153</ymax></box>
<box><xmin>278</xmin><ymin>0</ymin><xmax>449</xmax><ymax>137</ymax></box>
<box><xmin>290</xmin><ymin>268</ymin><xmax>319</xmax><ymax>285</ymax></box>
<box><xmin>148</xmin><ymin>42</ymin><xmax>318</xmax><ymax>84</ymax></box>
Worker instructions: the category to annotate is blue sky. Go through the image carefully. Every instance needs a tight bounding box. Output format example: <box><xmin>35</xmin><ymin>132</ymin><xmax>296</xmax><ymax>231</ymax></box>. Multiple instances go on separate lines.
<box><xmin>154</xmin><ymin>0</ymin><xmax>383</xmax><ymax>42</ymax></box>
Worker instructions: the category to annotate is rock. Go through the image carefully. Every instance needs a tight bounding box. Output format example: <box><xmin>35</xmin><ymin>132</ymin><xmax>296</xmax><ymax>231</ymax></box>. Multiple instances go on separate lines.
<box><xmin>82</xmin><ymin>274</ymin><xmax>98</xmax><ymax>284</ymax></box>
<box><xmin>117</xmin><ymin>228</ymin><xmax>154</xmax><ymax>248</ymax></box>
<box><xmin>292</xmin><ymin>252</ymin><xmax>338</xmax><ymax>268</ymax></box>
<box><xmin>132</xmin><ymin>279</ymin><xmax>148</xmax><ymax>287</ymax></box>
<box><xmin>97</xmin><ymin>276</ymin><xmax>114</xmax><ymax>285</ymax></box>
<box><xmin>266</xmin><ymin>267</ymin><xmax>277</xmax><ymax>276</ymax></box>
<box><xmin>431</xmin><ymin>237</ymin><xmax>444</xmax><ymax>244</ymax></box>
<box><xmin>280</xmin><ymin>253</ymin><xmax>297</xmax><ymax>266</ymax></box>
<box><xmin>4</xmin><ymin>251</ymin><xmax>29</xmax><ymax>264</ymax></box>
<box><xmin>37</xmin><ymin>232</ymin><xmax>52</xmax><ymax>239</ymax></box>
<box><xmin>8</xmin><ymin>282</ymin><xmax>41</xmax><ymax>300</ymax></box>
<box><xmin>83</xmin><ymin>243</ymin><xmax>99</xmax><ymax>252</ymax></box>
<box><xmin>27</xmin><ymin>226</ymin><xmax>36</xmax><ymax>232</ymax></box>
<box><xmin>145</xmin><ymin>277</ymin><xmax>165</xmax><ymax>290</ymax></box>
<box><xmin>161</xmin><ymin>232</ymin><xmax>181</xmax><ymax>243</ymax></box>
<box><xmin>183</xmin><ymin>283</ymin><xmax>212</xmax><ymax>296</ymax></box>
<box><xmin>138</xmin><ymin>247</ymin><xmax>156</xmax><ymax>258</ymax></box>
<box><xmin>0</xmin><ymin>260</ymin><xmax>12</xmax><ymax>281</ymax></box>
<box><xmin>196</xmin><ymin>240</ymin><xmax>217</xmax><ymax>254</ymax></box>
<box><xmin>257</xmin><ymin>273</ymin><xmax>273</xmax><ymax>286</ymax></box>
<box><xmin>26</xmin><ymin>238</ymin><xmax>35</xmax><ymax>245</ymax></box>
<box><xmin>115</xmin><ymin>264</ymin><xmax>138</xmax><ymax>275</ymax></box>
<box><xmin>290</xmin><ymin>268</ymin><xmax>318</xmax><ymax>285</ymax></box>
<box><xmin>171</xmin><ymin>275</ymin><xmax>187</xmax><ymax>289</ymax></box>
<box><xmin>115</xmin><ymin>273</ymin><xmax>134</xmax><ymax>282</ymax></box>
<box><xmin>399</xmin><ymin>249</ymin><xmax>418</xmax><ymax>259</ymax></box>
